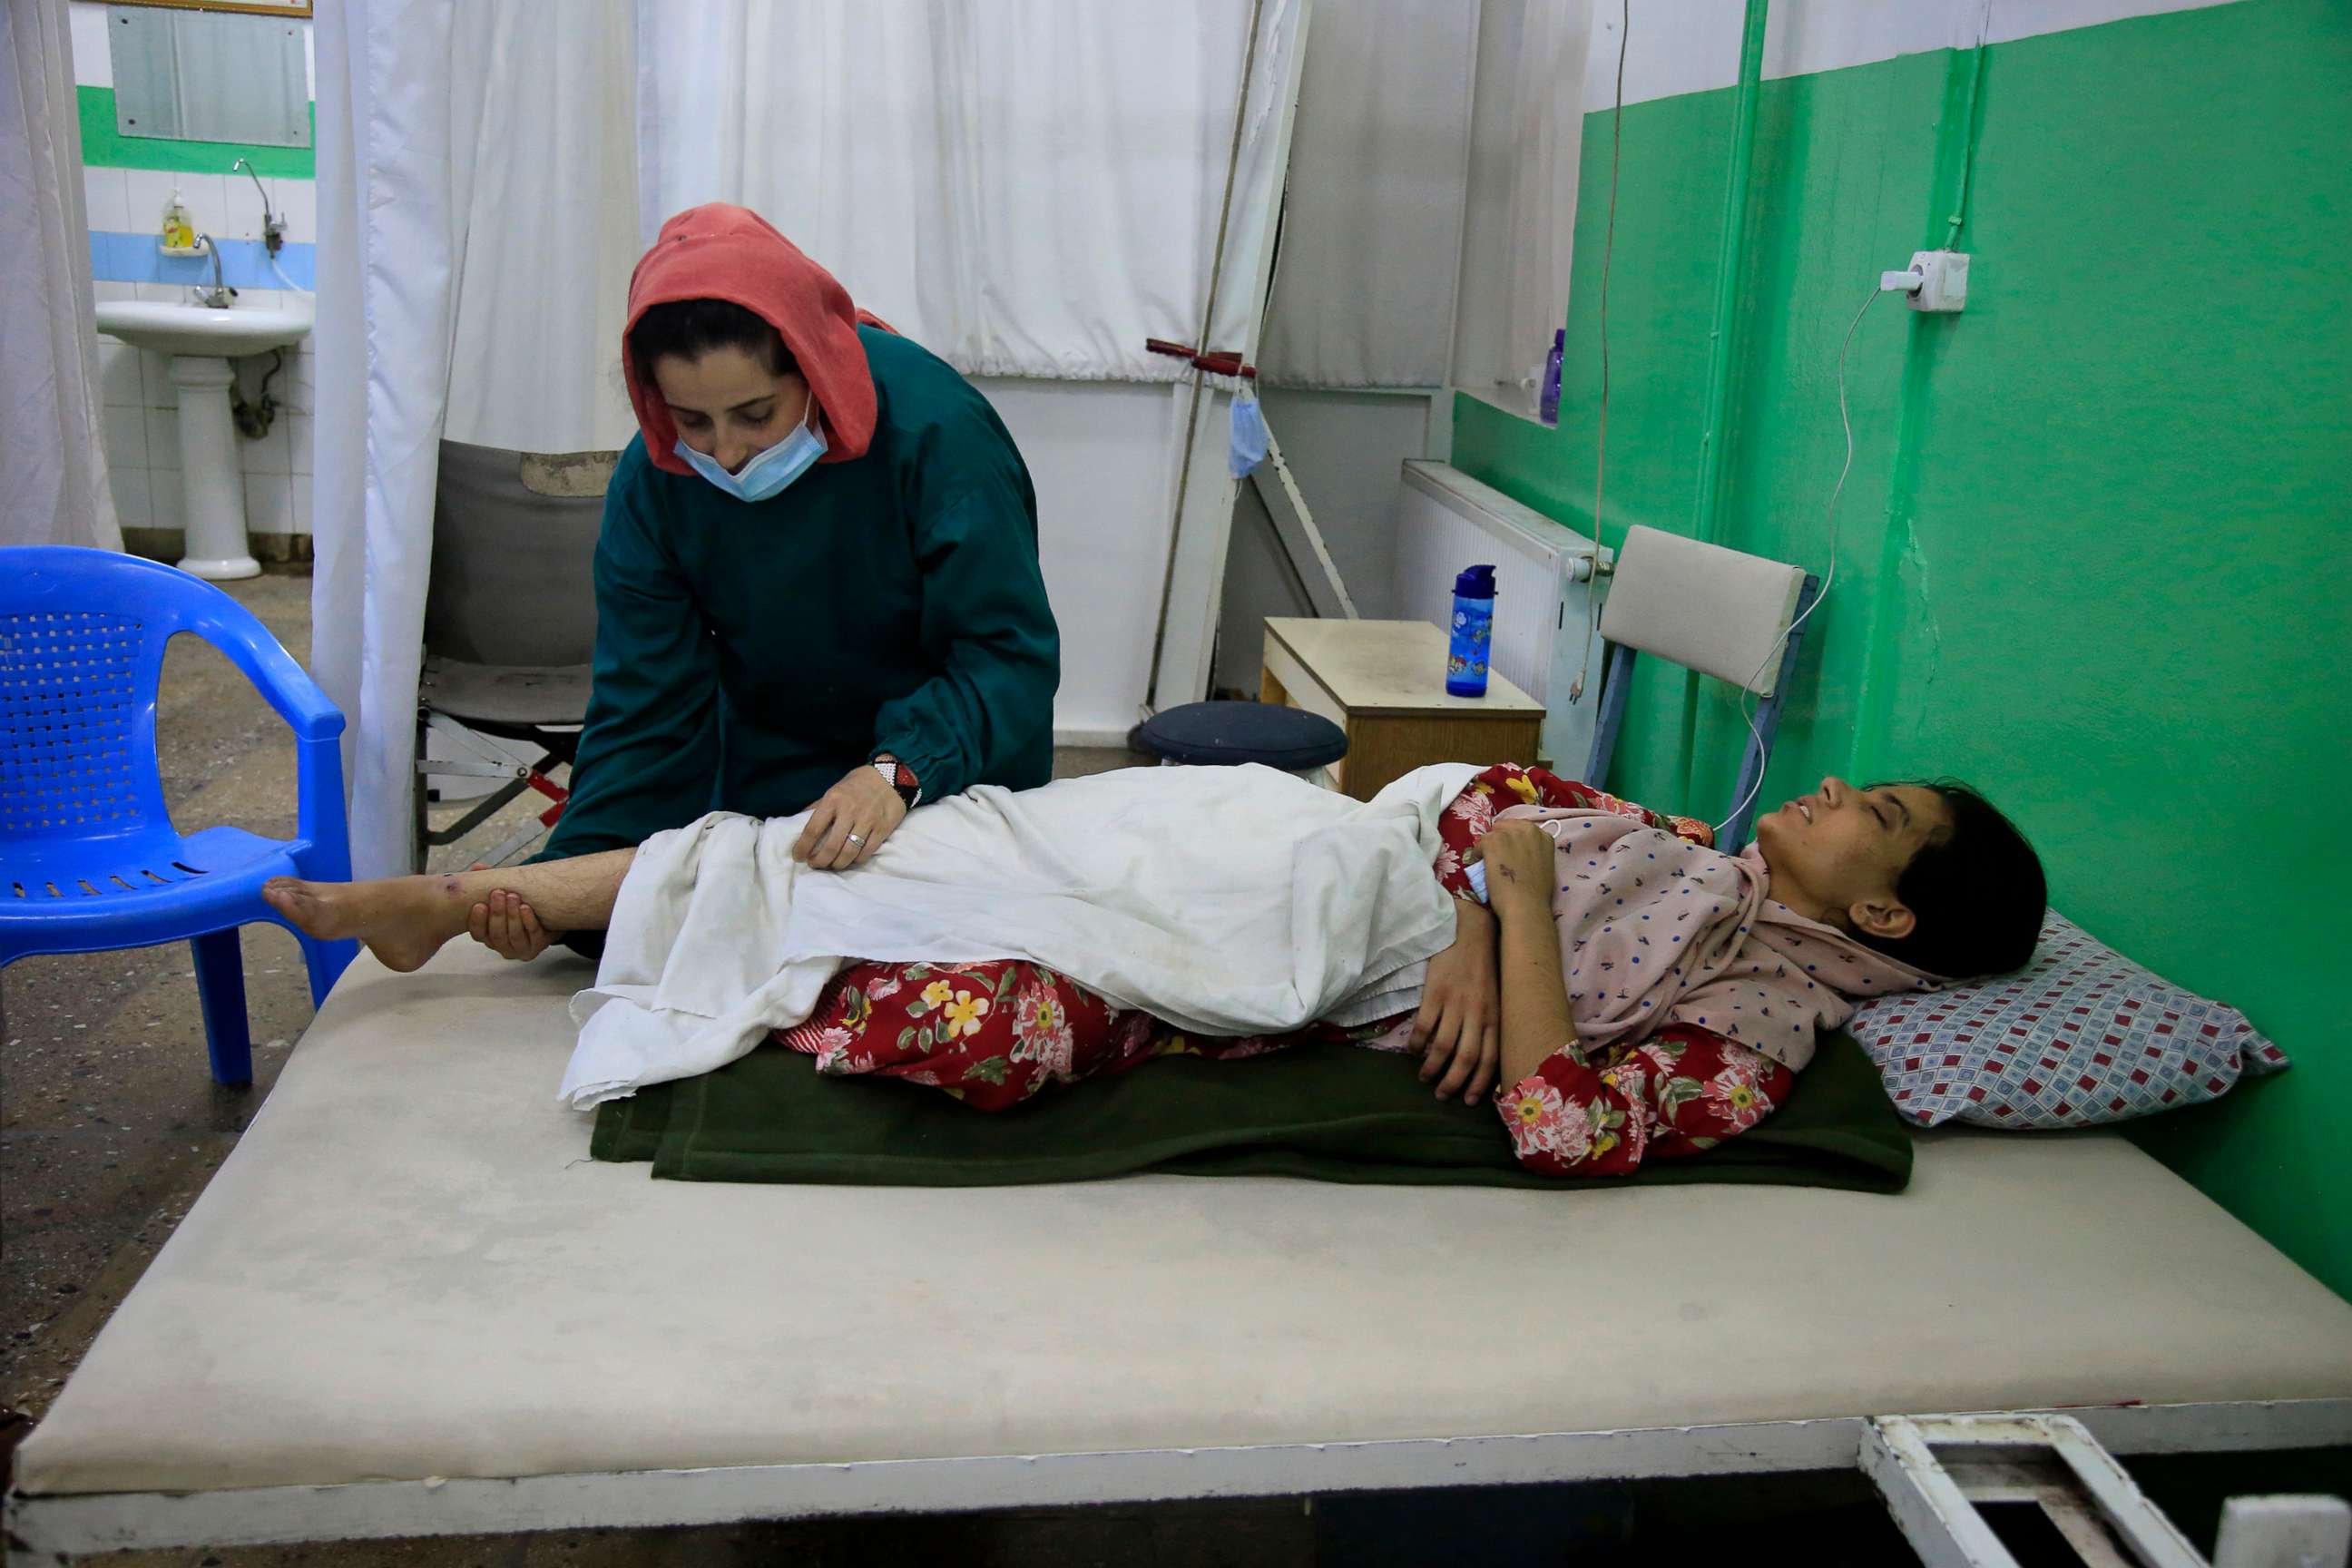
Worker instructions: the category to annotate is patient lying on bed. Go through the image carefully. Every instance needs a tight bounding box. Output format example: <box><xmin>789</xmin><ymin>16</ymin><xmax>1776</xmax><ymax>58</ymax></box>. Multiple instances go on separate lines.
<box><xmin>264</xmin><ymin>765</ymin><xmax>2043</xmax><ymax>1178</ymax></box>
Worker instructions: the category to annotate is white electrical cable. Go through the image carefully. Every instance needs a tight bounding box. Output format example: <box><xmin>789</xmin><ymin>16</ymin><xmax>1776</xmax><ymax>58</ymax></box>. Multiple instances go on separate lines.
<box><xmin>1712</xmin><ymin>278</ymin><xmax>1885</xmax><ymax>840</ymax></box>
<box><xmin>1567</xmin><ymin>0</ymin><xmax>1631</xmax><ymax>706</ymax></box>
<box><xmin>269</xmin><ymin>256</ymin><xmax>312</xmax><ymax>299</ymax></box>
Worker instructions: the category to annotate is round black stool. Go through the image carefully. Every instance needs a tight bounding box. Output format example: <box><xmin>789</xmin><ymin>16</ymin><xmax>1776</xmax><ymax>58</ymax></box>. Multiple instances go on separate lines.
<box><xmin>1132</xmin><ymin>701</ymin><xmax>1348</xmax><ymax>777</ymax></box>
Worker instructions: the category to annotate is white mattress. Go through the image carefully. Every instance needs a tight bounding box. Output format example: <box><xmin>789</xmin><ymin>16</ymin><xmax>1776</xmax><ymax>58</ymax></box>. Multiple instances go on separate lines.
<box><xmin>20</xmin><ymin>944</ymin><xmax>2352</xmax><ymax>1498</ymax></box>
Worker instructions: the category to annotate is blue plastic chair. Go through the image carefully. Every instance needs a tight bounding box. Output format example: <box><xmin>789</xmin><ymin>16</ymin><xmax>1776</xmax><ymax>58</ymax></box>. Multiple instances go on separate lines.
<box><xmin>0</xmin><ymin>546</ymin><xmax>357</xmax><ymax>1085</ymax></box>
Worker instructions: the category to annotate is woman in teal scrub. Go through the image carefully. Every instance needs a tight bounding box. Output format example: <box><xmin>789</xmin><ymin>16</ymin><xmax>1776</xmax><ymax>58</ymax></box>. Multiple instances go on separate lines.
<box><xmin>476</xmin><ymin>203</ymin><xmax>1059</xmax><ymax>957</ymax></box>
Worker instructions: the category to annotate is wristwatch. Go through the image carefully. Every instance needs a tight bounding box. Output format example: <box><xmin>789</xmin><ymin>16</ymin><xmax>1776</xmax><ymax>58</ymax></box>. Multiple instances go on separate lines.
<box><xmin>872</xmin><ymin>758</ymin><xmax>920</xmax><ymax>808</ymax></box>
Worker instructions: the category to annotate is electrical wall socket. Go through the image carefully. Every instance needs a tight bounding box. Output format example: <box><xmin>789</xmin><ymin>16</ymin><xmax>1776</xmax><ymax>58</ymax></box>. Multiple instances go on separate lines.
<box><xmin>1907</xmin><ymin>250</ymin><xmax>1969</xmax><ymax>312</ymax></box>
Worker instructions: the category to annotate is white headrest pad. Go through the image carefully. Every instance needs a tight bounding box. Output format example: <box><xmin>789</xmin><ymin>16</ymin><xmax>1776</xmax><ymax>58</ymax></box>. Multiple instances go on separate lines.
<box><xmin>1597</xmin><ymin>525</ymin><xmax>1807</xmax><ymax>697</ymax></box>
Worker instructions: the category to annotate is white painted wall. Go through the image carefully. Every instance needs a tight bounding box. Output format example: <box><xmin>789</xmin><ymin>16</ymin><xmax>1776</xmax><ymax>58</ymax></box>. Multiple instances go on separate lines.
<box><xmin>67</xmin><ymin>1</ymin><xmax>109</xmax><ymax>84</ymax></box>
<box><xmin>926</xmin><ymin>374</ymin><xmax>1429</xmax><ymax>740</ymax></box>
<box><xmin>1452</xmin><ymin>0</ymin><xmax>1589</xmax><ymax>411</ymax></box>
<box><xmin>1211</xmin><ymin>388</ymin><xmax>1436</xmax><ymax>693</ymax></box>
<box><xmin>973</xmin><ymin>377</ymin><xmax>1176</xmax><ymax>744</ymax></box>
<box><xmin>1581</xmin><ymin>0</ymin><xmax>2237</xmax><ymax>109</ymax></box>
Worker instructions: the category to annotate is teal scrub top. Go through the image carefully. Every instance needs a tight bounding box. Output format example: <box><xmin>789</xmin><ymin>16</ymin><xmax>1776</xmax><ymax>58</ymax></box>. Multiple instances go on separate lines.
<box><xmin>541</xmin><ymin>326</ymin><xmax>1059</xmax><ymax>865</ymax></box>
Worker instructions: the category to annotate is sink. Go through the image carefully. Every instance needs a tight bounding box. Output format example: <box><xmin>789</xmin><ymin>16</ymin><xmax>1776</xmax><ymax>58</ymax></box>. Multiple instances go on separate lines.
<box><xmin>95</xmin><ymin>299</ymin><xmax>312</xmax><ymax>358</ymax></box>
<box><xmin>94</xmin><ymin>299</ymin><xmax>314</xmax><ymax>581</ymax></box>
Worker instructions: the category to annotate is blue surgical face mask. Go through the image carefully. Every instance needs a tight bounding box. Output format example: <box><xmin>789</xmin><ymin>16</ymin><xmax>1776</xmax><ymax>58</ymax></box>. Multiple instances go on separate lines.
<box><xmin>1228</xmin><ymin>387</ymin><xmax>1269</xmax><ymax>478</ymax></box>
<box><xmin>674</xmin><ymin>399</ymin><xmax>828</xmax><ymax>503</ymax></box>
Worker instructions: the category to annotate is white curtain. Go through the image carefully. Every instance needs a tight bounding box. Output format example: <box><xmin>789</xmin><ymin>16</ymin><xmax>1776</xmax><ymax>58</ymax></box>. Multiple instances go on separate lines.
<box><xmin>0</xmin><ymin>0</ymin><xmax>121</xmax><ymax>550</ymax></box>
<box><xmin>442</xmin><ymin>5</ymin><xmax>639</xmax><ymax>454</ymax></box>
<box><xmin>1450</xmin><ymin>0</ymin><xmax>1590</xmax><ymax>403</ymax></box>
<box><xmin>313</xmin><ymin>0</ymin><xmax>1338</xmax><ymax>874</ymax></box>
<box><xmin>312</xmin><ymin>0</ymin><xmax>475</xmax><ymax>877</ymax></box>
<box><xmin>636</xmin><ymin>0</ymin><xmax>1294</xmax><ymax>381</ymax></box>
<box><xmin>1496</xmin><ymin>0</ymin><xmax>1588</xmax><ymax>370</ymax></box>
<box><xmin>1259</xmin><ymin>0</ymin><xmax>1479</xmax><ymax>388</ymax></box>
<box><xmin>315</xmin><ymin>0</ymin><xmax>632</xmax><ymax>878</ymax></box>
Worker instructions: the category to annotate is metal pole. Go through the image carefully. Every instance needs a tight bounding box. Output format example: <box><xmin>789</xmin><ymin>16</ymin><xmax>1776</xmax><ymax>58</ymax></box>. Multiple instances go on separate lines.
<box><xmin>1143</xmin><ymin>0</ymin><xmax>1270</xmax><ymax>714</ymax></box>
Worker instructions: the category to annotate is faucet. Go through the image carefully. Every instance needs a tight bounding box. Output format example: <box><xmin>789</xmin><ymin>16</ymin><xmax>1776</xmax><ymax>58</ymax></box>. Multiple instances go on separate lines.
<box><xmin>230</xmin><ymin>158</ymin><xmax>285</xmax><ymax>256</ymax></box>
<box><xmin>195</xmin><ymin>234</ymin><xmax>236</xmax><ymax>309</ymax></box>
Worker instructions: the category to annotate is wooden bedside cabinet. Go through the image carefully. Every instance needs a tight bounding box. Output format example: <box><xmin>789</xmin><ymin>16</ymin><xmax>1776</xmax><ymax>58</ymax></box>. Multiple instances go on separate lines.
<box><xmin>1258</xmin><ymin>618</ymin><xmax>1546</xmax><ymax>801</ymax></box>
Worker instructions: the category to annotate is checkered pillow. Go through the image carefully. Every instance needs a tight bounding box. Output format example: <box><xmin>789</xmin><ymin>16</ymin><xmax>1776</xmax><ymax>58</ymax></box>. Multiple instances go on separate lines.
<box><xmin>1846</xmin><ymin>913</ymin><xmax>2288</xmax><ymax>1129</ymax></box>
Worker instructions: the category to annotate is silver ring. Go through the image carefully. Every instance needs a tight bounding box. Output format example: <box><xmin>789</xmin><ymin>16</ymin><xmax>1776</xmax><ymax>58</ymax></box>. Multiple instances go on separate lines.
<box><xmin>847</xmin><ymin>833</ymin><xmax>867</xmax><ymax>847</ymax></box>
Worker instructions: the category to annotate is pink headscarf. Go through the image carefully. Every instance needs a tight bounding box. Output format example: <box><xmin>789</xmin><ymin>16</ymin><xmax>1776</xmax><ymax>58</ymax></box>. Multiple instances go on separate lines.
<box><xmin>622</xmin><ymin>204</ymin><xmax>897</xmax><ymax>475</ymax></box>
<box><xmin>1498</xmin><ymin>804</ymin><xmax>1939</xmax><ymax>1070</ymax></box>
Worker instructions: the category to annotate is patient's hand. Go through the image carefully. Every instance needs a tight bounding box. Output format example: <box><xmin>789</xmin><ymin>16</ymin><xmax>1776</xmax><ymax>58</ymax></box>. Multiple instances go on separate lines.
<box><xmin>1474</xmin><ymin>820</ymin><xmax>1557</xmax><ymax>918</ymax></box>
<box><xmin>1413</xmin><ymin>899</ymin><xmax>1501</xmax><ymax>1104</ymax></box>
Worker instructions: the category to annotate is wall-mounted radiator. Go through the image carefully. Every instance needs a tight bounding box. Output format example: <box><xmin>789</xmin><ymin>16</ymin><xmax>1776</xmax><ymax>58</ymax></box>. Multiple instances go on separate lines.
<box><xmin>1393</xmin><ymin>460</ymin><xmax>1612</xmax><ymax>776</ymax></box>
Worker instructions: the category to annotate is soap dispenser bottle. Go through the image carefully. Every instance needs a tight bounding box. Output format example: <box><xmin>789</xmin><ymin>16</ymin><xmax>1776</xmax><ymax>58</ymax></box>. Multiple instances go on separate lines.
<box><xmin>160</xmin><ymin>187</ymin><xmax>196</xmax><ymax>252</ymax></box>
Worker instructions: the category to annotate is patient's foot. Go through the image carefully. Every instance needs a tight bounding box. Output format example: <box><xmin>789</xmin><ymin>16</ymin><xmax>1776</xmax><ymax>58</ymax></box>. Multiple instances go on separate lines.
<box><xmin>263</xmin><ymin>875</ymin><xmax>469</xmax><ymax>974</ymax></box>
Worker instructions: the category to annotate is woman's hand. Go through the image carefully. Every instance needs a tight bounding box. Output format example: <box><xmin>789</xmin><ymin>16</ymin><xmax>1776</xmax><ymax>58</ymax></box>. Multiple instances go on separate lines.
<box><xmin>1473</xmin><ymin>819</ymin><xmax>1557</xmax><ymax>919</ymax></box>
<box><xmin>468</xmin><ymin>884</ymin><xmax>556</xmax><ymax>961</ymax></box>
<box><xmin>1412</xmin><ymin>898</ymin><xmax>1501</xmax><ymax>1104</ymax></box>
<box><xmin>793</xmin><ymin>763</ymin><xmax>910</xmax><ymax>870</ymax></box>
<box><xmin>472</xmin><ymin>889</ymin><xmax>552</xmax><ymax>961</ymax></box>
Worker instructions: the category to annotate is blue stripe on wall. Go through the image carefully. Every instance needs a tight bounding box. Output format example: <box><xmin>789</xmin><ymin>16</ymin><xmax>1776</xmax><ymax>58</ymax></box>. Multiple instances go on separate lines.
<box><xmin>89</xmin><ymin>232</ymin><xmax>317</xmax><ymax>291</ymax></box>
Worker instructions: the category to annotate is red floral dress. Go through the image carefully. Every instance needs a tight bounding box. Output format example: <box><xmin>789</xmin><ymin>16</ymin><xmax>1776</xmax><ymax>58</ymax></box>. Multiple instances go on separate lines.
<box><xmin>775</xmin><ymin>764</ymin><xmax>1795</xmax><ymax>1176</ymax></box>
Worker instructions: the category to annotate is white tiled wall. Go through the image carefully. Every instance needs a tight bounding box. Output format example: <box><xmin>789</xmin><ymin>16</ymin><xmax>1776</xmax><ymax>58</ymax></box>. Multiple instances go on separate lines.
<box><xmin>101</xmin><ymin>166</ymin><xmax>316</xmax><ymax>253</ymax></box>
<box><xmin>88</xmin><ymin>162</ymin><xmax>318</xmax><ymax>541</ymax></box>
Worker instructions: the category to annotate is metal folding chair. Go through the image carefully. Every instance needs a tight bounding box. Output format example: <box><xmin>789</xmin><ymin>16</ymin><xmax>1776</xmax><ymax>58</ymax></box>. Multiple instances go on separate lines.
<box><xmin>412</xmin><ymin>443</ymin><xmax>611</xmax><ymax>869</ymax></box>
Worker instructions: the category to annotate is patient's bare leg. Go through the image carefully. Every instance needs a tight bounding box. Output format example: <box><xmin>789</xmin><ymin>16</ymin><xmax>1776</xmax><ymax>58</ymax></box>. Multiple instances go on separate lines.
<box><xmin>262</xmin><ymin>850</ymin><xmax>635</xmax><ymax>973</ymax></box>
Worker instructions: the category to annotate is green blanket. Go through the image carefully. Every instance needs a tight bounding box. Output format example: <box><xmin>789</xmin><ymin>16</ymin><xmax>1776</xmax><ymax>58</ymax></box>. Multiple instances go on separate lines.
<box><xmin>591</xmin><ymin>1030</ymin><xmax>1911</xmax><ymax>1192</ymax></box>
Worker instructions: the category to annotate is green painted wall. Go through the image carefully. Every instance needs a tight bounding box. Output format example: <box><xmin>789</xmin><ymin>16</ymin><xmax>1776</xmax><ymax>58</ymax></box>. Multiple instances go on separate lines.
<box><xmin>1455</xmin><ymin>0</ymin><xmax>2352</xmax><ymax>1295</ymax></box>
<box><xmin>78</xmin><ymin>85</ymin><xmax>315</xmax><ymax>177</ymax></box>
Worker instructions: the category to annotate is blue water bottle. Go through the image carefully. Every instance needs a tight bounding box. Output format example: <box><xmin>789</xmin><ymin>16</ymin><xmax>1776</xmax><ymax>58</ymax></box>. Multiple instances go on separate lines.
<box><xmin>1446</xmin><ymin>564</ymin><xmax>1497</xmax><ymax>697</ymax></box>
